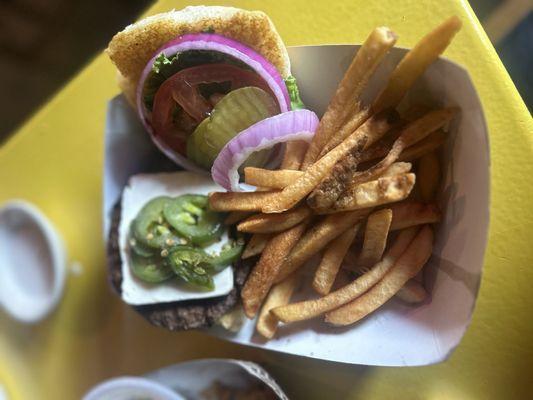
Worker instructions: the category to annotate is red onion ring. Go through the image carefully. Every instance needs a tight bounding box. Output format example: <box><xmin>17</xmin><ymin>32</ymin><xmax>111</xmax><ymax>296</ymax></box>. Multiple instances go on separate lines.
<box><xmin>211</xmin><ymin>110</ymin><xmax>319</xmax><ymax>191</ymax></box>
<box><xmin>136</xmin><ymin>34</ymin><xmax>291</xmax><ymax>172</ymax></box>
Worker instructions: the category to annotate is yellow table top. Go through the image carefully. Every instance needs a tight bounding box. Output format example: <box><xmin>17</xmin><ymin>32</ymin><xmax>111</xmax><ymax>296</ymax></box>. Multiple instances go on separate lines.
<box><xmin>1</xmin><ymin>0</ymin><xmax>532</xmax><ymax>398</ymax></box>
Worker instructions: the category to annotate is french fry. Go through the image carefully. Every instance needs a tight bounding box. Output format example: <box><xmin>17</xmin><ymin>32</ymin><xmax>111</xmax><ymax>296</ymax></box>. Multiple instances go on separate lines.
<box><xmin>417</xmin><ymin>151</ymin><xmax>441</xmax><ymax>201</ymax></box>
<box><xmin>282</xmin><ymin>140</ymin><xmax>308</xmax><ymax>170</ymax></box>
<box><xmin>318</xmin><ymin>107</ymin><xmax>371</xmax><ymax>158</ymax></box>
<box><xmin>217</xmin><ymin>306</ymin><xmax>245</xmax><ymax>332</ymax></box>
<box><xmin>256</xmin><ymin>273</ymin><xmax>299</xmax><ymax>339</ymax></box>
<box><xmin>307</xmin><ymin>111</ymin><xmax>401</xmax><ymax>210</ymax></box>
<box><xmin>396</xmin><ymin>279</ymin><xmax>427</xmax><ymax>303</ymax></box>
<box><xmin>242</xmin><ymin>233</ymin><xmax>271</xmax><ymax>259</ymax></box>
<box><xmin>237</xmin><ymin>206</ymin><xmax>312</xmax><ymax>234</ymax></box>
<box><xmin>264</xmin><ymin>110</ymin><xmax>397</xmax><ymax>213</ymax></box>
<box><xmin>380</xmin><ymin>162</ymin><xmax>412</xmax><ymax>177</ymax></box>
<box><xmin>332</xmin><ymin>268</ymin><xmax>353</xmax><ymax>291</ymax></box>
<box><xmin>358</xmin><ymin>209</ymin><xmax>393</xmax><ymax>267</ymax></box>
<box><xmin>389</xmin><ymin>201</ymin><xmax>441</xmax><ymax>231</ymax></box>
<box><xmin>328</xmin><ymin>173</ymin><xmax>415</xmax><ymax>213</ymax></box>
<box><xmin>244</xmin><ymin>168</ymin><xmax>302</xmax><ymax>189</ymax></box>
<box><xmin>372</xmin><ymin>16</ymin><xmax>462</xmax><ymax>113</ymax></box>
<box><xmin>359</xmin><ymin>129</ymin><xmax>445</xmax><ymax>164</ymax></box>
<box><xmin>398</xmin><ymin>130</ymin><xmax>446</xmax><ymax>161</ymax></box>
<box><xmin>338</xmin><ymin>163</ymin><xmax>412</xmax><ymax>209</ymax></box>
<box><xmin>224</xmin><ymin>211</ymin><xmax>252</xmax><ymax>225</ymax></box>
<box><xmin>302</xmin><ymin>27</ymin><xmax>398</xmax><ymax>168</ymax></box>
<box><xmin>401</xmin><ymin>104</ymin><xmax>433</xmax><ymax>122</ymax></box>
<box><xmin>313</xmin><ymin>224</ymin><xmax>360</xmax><ymax>295</ymax></box>
<box><xmin>272</xmin><ymin>227</ymin><xmax>419</xmax><ymax>323</ymax></box>
<box><xmin>241</xmin><ymin>222</ymin><xmax>308</xmax><ymax>318</ymax></box>
<box><xmin>341</xmin><ymin>248</ymin><xmax>359</xmax><ymax>270</ymax></box>
<box><xmin>209</xmin><ymin>191</ymin><xmax>280</xmax><ymax>212</ymax></box>
<box><xmin>325</xmin><ymin>225</ymin><xmax>433</xmax><ymax>326</ymax></box>
<box><xmin>275</xmin><ymin>210</ymin><xmax>369</xmax><ymax>283</ymax></box>
<box><xmin>358</xmin><ymin>129</ymin><xmax>402</xmax><ymax>163</ymax></box>
<box><xmin>347</xmin><ymin>108</ymin><xmax>456</xmax><ymax>188</ymax></box>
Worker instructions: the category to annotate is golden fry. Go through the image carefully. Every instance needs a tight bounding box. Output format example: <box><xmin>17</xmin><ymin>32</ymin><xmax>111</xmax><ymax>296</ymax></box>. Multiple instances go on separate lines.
<box><xmin>209</xmin><ymin>191</ymin><xmax>280</xmax><ymax>212</ymax></box>
<box><xmin>399</xmin><ymin>130</ymin><xmax>446</xmax><ymax>162</ymax></box>
<box><xmin>341</xmin><ymin>249</ymin><xmax>359</xmax><ymax>270</ymax></box>
<box><xmin>358</xmin><ymin>130</ymin><xmax>401</xmax><ymax>163</ymax></box>
<box><xmin>330</xmin><ymin>173</ymin><xmax>415</xmax><ymax>213</ymax></box>
<box><xmin>256</xmin><ymin>273</ymin><xmax>299</xmax><ymax>339</ymax></box>
<box><xmin>242</xmin><ymin>233</ymin><xmax>271</xmax><ymax>259</ymax></box>
<box><xmin>337</xmin><ymin>163</ymin><xmax>411</xmax><ymax>215</ymax></box>
<box><xmin>396</xmin><ymin>279</ymin><xmax>427</xmax><ymax>303</ymax></box>
<box><xmin>282</xmin><ymin>140</ymin><xmax>309</xmax><ymax>170</ymax></box>
<box><xmin>272</xmin><ymin>227</ymin><xmax>419</xmax><ymax>323</ymax></box>
<box><xmin>359</xmin><ymin>129</ymin><xmax>445</xmax><ymax>164</ymax></box>
<box><xmin>401</xmin><ymin>104</ymin><xmax>433</xmax><ymax>122</ymax></box>
<box><xmin>224</xmin><ymin>211</ymin><xmax>252</xmax><ymax>225</ymax></box>
<box><xmin>318</xmin><ymin>108</ymin><xmax>371</xmax><ymax>158</ymax></box>
<box><xmin>242</xmin><ymin>222</ymin><xmax>308</xmax><ymax>318</ymax></box>
<box><xmin>349</xmin><ymin>108</ymin><xmax>456</xmax><ymax>187</ymax></box>
<box><xmin>325</xmin><ymin>226</ymin><xmax>433</xmax><ymax>326</ymax></box>
<box><xmin>358</xmin><ymin>208</ymin><xmax>393</xmax><ymax>267</ymax></box>
<box><xmin>380</xmin><ymin>162</ymin><xmax>412</xmax><ymax>177</ymax></box>
<box><xmin>265</xmin><ymin>114</ymin><xmax>396</xmax><ymax>213</ymax></box>
<box><xmin>237</xmin><ymin>206</ymin><xmax>312</xmax><ymax>234</ymax></box>
<box><xmin>389</xmin><ymin>201</ymin><xmax>441</xmax><ymax>231</ymax></box>
<box><xmin>313</xmin><ymin>224</ymin><xmax>360</xmax><ymax>295</ymax></box>
<box><xmin>373</xmin><ymin>16</ymin><xmax>462</xmax><ymax>113</ymax></box>
<box><xmin>302</xmin><ymin>27</ymin><xmax>398</xmax><ymax>168</ymax></box>
<box><xmin>417</xmin><ymin>151</ymin><xmax>441</xmax><ymax>201</ymax></box>
<box><xmin>275</xmin><ymin>210</ymin><xmax>369</xmax><ymax>283</ymax></box>
<box><xmin>244</xmin><ymin>167</ymin><xmax>302</xmax><ymax>189</ymax></box>
<box><xmin>307</xmin><ymin>111</ymin><xmax>400</xmax><ymax>210</ymax></box>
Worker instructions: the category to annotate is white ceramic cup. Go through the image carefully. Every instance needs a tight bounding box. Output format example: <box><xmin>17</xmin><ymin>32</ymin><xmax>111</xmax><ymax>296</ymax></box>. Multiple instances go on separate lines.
<box><xmin>0</xmin><ymin>200</ymin><xmax>66</xmax><ymax>324</ymax></box>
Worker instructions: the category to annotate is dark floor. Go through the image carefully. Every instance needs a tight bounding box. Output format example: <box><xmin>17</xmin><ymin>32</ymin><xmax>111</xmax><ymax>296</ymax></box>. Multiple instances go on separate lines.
<box><xmin>0</xmin><ymin>0</ymin><xmax>150</xmax><ymax>141</ymax></box>
<box><xmin>0</xmin><ymin>0</ymin><xmax>530</xmax><ymax>144</ymax></box>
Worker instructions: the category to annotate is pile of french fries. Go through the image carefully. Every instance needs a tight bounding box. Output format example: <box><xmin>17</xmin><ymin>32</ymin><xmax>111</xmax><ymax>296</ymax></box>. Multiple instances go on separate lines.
<box><xmin>210</xmin><ymin>16</ymin><xmax>462</xmax><ymax>339</ymax></box>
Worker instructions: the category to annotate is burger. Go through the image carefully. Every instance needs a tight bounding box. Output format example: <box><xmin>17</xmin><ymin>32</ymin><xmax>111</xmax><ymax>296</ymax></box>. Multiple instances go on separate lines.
<box><xmin>105</xmin><ymin>6</ymin><xmax>303</xmax><ymax>331</ymax></box>
<box><xmin>107</xmin><ymin>5</ymin><xmax>301</xmax><ymax>173</ymax></box>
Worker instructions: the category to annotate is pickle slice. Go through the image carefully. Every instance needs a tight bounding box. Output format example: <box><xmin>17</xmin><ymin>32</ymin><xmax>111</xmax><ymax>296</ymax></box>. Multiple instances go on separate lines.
<box><xmin>187</xmin><ymin>87</ymin><xmax>279</xmax><ymax>169</ymax></box>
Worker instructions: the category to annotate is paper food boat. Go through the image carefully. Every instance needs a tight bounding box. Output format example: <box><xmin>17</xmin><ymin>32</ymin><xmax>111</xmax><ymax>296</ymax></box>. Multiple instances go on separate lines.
<box><xmin>103</xmin><ymin>44</ymin><xmax>489</xmax><ymax>366</ymax></box>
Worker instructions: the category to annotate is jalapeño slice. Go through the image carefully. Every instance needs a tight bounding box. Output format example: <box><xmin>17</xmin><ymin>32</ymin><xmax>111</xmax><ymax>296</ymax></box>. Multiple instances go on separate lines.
<box><xmin>167</xmin><ymin>245</ymin><xmax>214</xmax><ymax>290</ymax></box>
<box><xmin>206</xmin><ymin>241</ymin><xmax>244</xmax><ymax>273</ymax></box>
<box><xmin>130</xmin><ymin>252</ymin><xmax>174</xmax><ymax>283</ymax></box>
<box><xmin>129</xmin><ymin>223</ymin><xmax>156</xmax><ymax>257</ymax></box>
<box><xmin>133</xmin><ymin>196</ymin><xmax>180</xmax><ymax>249</ymax></box>
<box><xmin>163</xmin><ymin>194</ymin><xmax>223</xmax><ymax>245</ymax></box>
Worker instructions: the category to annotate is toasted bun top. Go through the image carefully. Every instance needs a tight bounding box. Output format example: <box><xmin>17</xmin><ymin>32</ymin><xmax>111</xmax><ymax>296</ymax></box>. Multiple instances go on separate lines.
<box><xmin>107</xmin><ymin>6</ymin><xmax>291</xmax><ymax>105</ymax></box>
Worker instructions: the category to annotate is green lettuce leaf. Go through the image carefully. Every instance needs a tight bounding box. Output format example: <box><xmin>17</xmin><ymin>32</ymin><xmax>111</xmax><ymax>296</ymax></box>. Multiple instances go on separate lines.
<box><xmin>284</xmin><ymin>75</ymin><xmax>306</xmax><ymax>110</ymax></box>
<box><xmin>143</xmin><ymin>53</ymin><xmax>182</xmax><ymax>110</ymax></box>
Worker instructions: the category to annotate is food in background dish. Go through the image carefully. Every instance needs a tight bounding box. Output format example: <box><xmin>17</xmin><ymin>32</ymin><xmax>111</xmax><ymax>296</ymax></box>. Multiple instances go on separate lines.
<box><xmin>202</xmin><ymin>381</ymin><xmax>277</xmax><ymax>400</ymax></box>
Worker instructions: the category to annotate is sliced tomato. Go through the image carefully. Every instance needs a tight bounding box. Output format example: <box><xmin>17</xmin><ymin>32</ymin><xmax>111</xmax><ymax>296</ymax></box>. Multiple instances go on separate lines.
<box><xmin>151</xmin><ymin>63</ymin><xmax>273</xmax><ymax>154</ymax></box>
